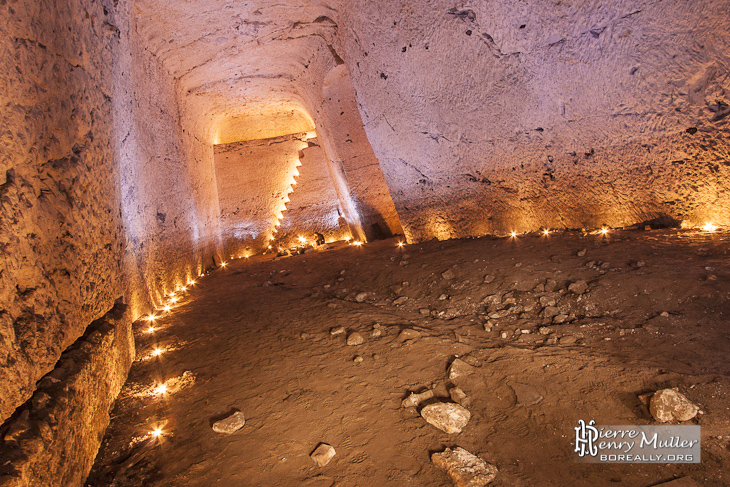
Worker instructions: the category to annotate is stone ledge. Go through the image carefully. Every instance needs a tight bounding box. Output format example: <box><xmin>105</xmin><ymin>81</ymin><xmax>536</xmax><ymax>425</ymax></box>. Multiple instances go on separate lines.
<box><xmin>0</xmin><ymin>300</ymin><xmax>135</xmax><ymax>487</ymax></box>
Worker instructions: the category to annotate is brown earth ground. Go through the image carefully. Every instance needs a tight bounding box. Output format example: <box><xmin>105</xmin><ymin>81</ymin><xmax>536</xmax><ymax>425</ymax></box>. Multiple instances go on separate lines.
<box><xmin>87</xmin><ymin>229</ymin><xmax>730</xmax><ymax>487</ymax></box>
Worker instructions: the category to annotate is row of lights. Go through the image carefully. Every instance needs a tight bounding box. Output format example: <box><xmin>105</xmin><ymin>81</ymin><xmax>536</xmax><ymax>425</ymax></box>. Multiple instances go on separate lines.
<box><xmin>138</xmin><ymin>268</ymin><xmax>214</xmax><ymax>440</ymax></box>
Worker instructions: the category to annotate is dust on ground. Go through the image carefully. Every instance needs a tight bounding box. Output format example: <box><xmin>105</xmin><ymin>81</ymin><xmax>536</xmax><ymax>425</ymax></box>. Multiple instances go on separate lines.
<box><xmin>87</xmin><ymin>229</ymin><xmax>730</xmax><ymax>487</ymax></box>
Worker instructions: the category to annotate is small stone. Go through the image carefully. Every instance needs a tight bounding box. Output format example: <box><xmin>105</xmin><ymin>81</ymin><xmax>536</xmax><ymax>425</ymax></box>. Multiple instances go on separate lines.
<box><xmin>660</xmin><ymin>311</ymin><xmax>670</xmax><ymax>317</ymax></box>
<box><xmin>432</xmin><ymin>447</ymin><xmax>497</xmax><ymax>487</ymax></box>
<box><xmin>327</xmin><ymin>303</ymin><xmax>338</xmax><ymax>309</ymax></box>
<box><xmin>638</xmin><ymin>392</ymin><xmax>654</xmax><ymax>406</ymax></box>
<box><xmin>500</xmin><ymin>332</ymin><xmax>508</xmax><ymax>339</ymax></box>
<box><xmin>483</xmin><ymin>321</ymin><xmax>493</xmax><ymax>332</ymax></box>
<box><xmin>420</xmin><ymin>308</ymin><xmax>431</xmax><ymax>316</ymax></box>
<box><xmin>372</xmin><ymin>354</ymin><xmax>380</xmax><ymax>360</ymax></box>
<box><xmin>401</xmin><ymin>389</ymin><xmax>435</xmax><ymax>408</ymax></box>
<box><xmin>488</xmin><ymin>309</ymin><xmax>510</xmax><ymax>319</ymax></box>
<box><xmin>568</xmin><ymin>280</ymin><xmax>589</xmax><ymax>295</ymax></box>
<box><xmin>442</xmin><ymin>269</ymin><xmax>456</xmax><ymax>280</ymax></box>
<box><xmin>650</xmin><ymin>389</ymin><xmax>699</xmax><ymax>423</ymax></box>
<box><xmin>398</xmin><ymin>328</ymin><xmax>421</xmax><ymax>341</ymax></box>
<box><xmin>448</xmin><ymin>358</ymin><xmax>476</xmax><ymax>381</ymax></box>
<box><xmin>300</xmin><ymin>332</ymin><xmax>310</xmax><ymax>340</ymax></box>
<box><xmin>449</xmin><ymin>387</ymin><xmax>470</xmax><ymax>406</ymax></box>
<box><xmin>4</xmin><ymin>411</ymin><xmax>30</xmax><ymax>442</ymax></box>
<box><xmin>538</xmin><ymin>326</ymin><xmax>552</xmax><ymax>335</ymax></box>
<box><xmin>543</xmin><ymin>306</ymin><xmax>560</xmax><ymax>318</ymax></box>
<box><xmin>353</xmin><ymin>355</ymin><xmax>364</xmax><ymax>364</ymax></box>
<box><xmin>330</xmin><ymin>326</ymin><xmax>345</xmax><ymax>336</ymax></box>
<box><xmin>636</xmin><ymin>260</ymin><xmax>646</xmax><ymax>267</ymax></box>
<box><xmin>347</xmin><ymin>332</ymin><xmax>364</xmax><ymax>346</ymax></box>
<box><xmin>483</xmin><ymin>274</ymin><xmax>495</xmax><ymax>284</ymax></box>
<box><xmin>553</xmin><ymin>314</ymin><xmax>569</xmax><ymax>324</ymax></box>
<box><xmin>539</xmin><ymin>295</ymin><xmax>556</xmax><ymax>307</ymax></box>
<box><xmin>544</xmin><ymin>279</ymin><xmax>559</xmax><ymax>292</ymax></box>
<box><xmin>439</xmin><ymin>293</ymin><xmax>449</xmax><ymax>301</ymax></box>
<box><xmin>510</xmin><ymin>382</ymin><xmax>543</xmax><ymax>405</ymax></box>
<box><xmin>421</xmin><ymin>402</ymin><xmax>471</xmax><ymax>433</ymax></box>
<box><xmin>311</xmin><ymin>443</ymin><xmax>336</xmax><ymax>467</ymax></box>
<box><xmin>520</xmin><ymin>329</ymin><xmax>530</xmax><ymax>334</ymax></box>
<box><xmin>32</xmin><ymin>391</ymin><xmax>51</xmax><ymax>410</ymax></box>
<box><xmin>355</xmin><ymin>292</ymin><xmax>368</xmax><ymax>302</ymax></box>
<box><xmin>559</xmin><ymin>335</ymin><xmax>577</xmax><ymax>345</ymax></box>
<box><xmin>577</xmin><ymin>249</ymin><xmax>587</xmax><ymax>257</ymax></box>
<box><xmin>393</xmin><ymin>296</ymin><xmax>408</xmax><ymax>305</ymax></box>
<box><xmin>212</xmin><ymin>411</ymin><xmax>245</xmax><ymax>434</ymax></box>
<box><xmin>371</xmin><ymin>328</ymin><xmax>383</xmax><ymax>338</ymax></box>
<box><xmin>373</xmin><ymin>323</ymin><xmax>381</xmax><ymax>329</ymax></box>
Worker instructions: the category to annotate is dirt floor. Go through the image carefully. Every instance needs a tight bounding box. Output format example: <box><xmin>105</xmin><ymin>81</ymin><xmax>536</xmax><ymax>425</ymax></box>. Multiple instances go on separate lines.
<box><xmin>86</xmin><ymin>228</ymin><xmax>730</xmax><ymax>487</ymax></box>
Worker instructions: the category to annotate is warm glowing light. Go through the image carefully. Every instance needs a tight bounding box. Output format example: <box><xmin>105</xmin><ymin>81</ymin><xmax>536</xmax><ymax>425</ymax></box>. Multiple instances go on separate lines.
<box><xmin>163</xmin><ymin>305</ymin><xmax>172</xmax><ymax>312</ymax></box>
<box><xmin>146</xmin><ymin>315</ymin><xmax>157</xmax><ymax>322</ymax></box>
<box><xmin>353</xmin><ymin>241</ymin><xmax>363</xmax><ymax>246</ymax></box>
<box><xmin>145</xmin><ymin>326</ymin><xmax>155</xmax><ymax>334</ymax></box>
<box><xmin>298</xmin><ymin>236</ymin><xmax>307</xmax><ymax>243</ymax></box>
<box><xmin>181</xmin><ymin>286</ymin><xmax>187</xmax><ymax>292</ymax></box>
<box><xmin>151</xmin><ymin>348</ymin><xmax>163</xmax><ymax>357</ymax></box>
<box><xmin>220</xmin><ymin>262</ymin><xmax>227</xmax><ymax>267</ymax></box>
<box><xmin>702</xmin><ymin>222</ymin><xmax>717</xmax><ymax>232</ymax></box>
<box><xmin>397</xmin><ymin>241</ymin><xmax>405</xmax><ymax>247</ymax></box>
<box><xmin>510</xmin><ymin>231</ymin><xmax>517</xmax><ymax>238</ymax></box>
<box><xmin>600</xmin><ymin>227</ymin><xmax>609</xmax><ymax>235</ymax></box>
<box><xmin>267</xmin><ymin>245</ymin><xmax>272</xmax><ymax>249</ymax></box>
<box><xmin>169</xmin><ymin>296</ymin><xmax>179</xmax><ymax>303</ymax></box>
<box><xmin>543</xmin><ymin>229</ymin><xmax>550</xmax><ymax>236</ymax></box>
<box><xmin>155</xmin><ymin>384</ymin><xmax>167</xmax><ymax>395</ymax></box>
<box><xmin>151</xmin><ymin>428</ymin><xmax>163</xmax><ymax>438</ymax></box>
<box><xmin>189</xmin><ymin>280</ymin><xmax>196</xmax><ymax>285</ymax></box>
<box><xmin>345</xmin><ymin>236</ymin><xmax>352</xmax><ymax>242</ymax></box>
<box><xmin>168</xmin><ymin>292</ymin><xmax>176</xmax><ymax>297</ymax></box>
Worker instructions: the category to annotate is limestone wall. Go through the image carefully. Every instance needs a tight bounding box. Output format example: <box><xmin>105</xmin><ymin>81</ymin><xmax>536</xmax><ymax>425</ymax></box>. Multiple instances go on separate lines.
<box><xmin>0</xmin><ymin>0</ymin><xmax>224</xmax><ymax>484</ymax></box>
<box><xmin>0</xmin><ymin>0</ymin><xmax>124</xmax><ymax>424</ymax></box>
<box><xmin>336</xmin><ymin>0</ymin><xmax>730</xmax><ymax>240</ymax></box>
<box><xmin>322</xmin><ymin>65</ymin><xmax>404</xmax><ymax>240</ymax></box>
<box><xmin>277</xmin><ymin>143</ymin><xmax>352</xmax><ymax>246</ymax></box>
<box><xmin>214</xmin><ymin>134</ymin><xmax>308</xmax><ymax>255</ymax></box>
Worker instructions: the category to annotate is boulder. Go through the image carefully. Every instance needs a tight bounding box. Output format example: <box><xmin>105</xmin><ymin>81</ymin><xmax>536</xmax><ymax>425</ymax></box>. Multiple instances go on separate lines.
<box><xmin>431</xmin><ymin>447</ymin><xmax>497</xmax><ymax>486</ymax></box>
<box><xmin>421</xmin><ymin>403</ymin><xmax>471</xmax><ymax>434</ymax></box>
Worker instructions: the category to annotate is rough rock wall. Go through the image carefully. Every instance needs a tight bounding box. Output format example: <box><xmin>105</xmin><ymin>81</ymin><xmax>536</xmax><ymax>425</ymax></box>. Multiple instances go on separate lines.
<box><xmin>0</xmin><ymin>303</ymin><xmax>134</xmax><ymax>487</ymax></box>
<box><xmin>0</xmin><ymin>0</ymin><xmax>124</xmax><ymax>424</ymax></box>
<box><xmin>322</xmin><ymin>65</ymin><xmax>404</xmax><ymax>240</ymax></box>
<box><xmin>214</xmin><ymin>134</ymin><xmax>308</xmax><ymax>255</ymax></box>
<box><xmin>277</xmin><ymin>143</ymin><xmax>351</xmax><ymax>246</ymax></box>
<box><xmin>115</xmin><ymin>0</ymin><xmax>224</xmax><ymax>309</ymax></box>
<box><xmin>337</xmin><ymin>0</ymin><xmax>730</xmax><ymax>241</ymax></box>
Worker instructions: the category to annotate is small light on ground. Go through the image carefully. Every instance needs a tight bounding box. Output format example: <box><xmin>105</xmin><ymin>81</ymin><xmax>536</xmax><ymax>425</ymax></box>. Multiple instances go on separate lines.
<box><xmin>163</xmin><ymin>305</ymin><xmax>172</xmax><ymax>312</ymax></box>
<box><xmin>146</xmin><ymin>315</ymin><xmax>157</xmax><ymax>322</ymax></box>
<box><xmin>220</xmin><ymin>262</ymin><xmax>227</xmax><ymax>267</ymax></box>
<box><xmin>155</xmin><ymin>384</ymin><xmax>167</xmax><ymax>395</ymax></box>
<box><xmin>145</xmin><ymin>326</ymin><xmax>156</xmax><ymax>334</ymax></box>
<box><xmin>702</xmin><ymin>222</ymin><xmax>717</xmax><ymax>232</ymax></box>
<box><xmin>510</xmin><ymin>231</ymin><xmax>517</xmax><ymax>238</ymax></box>
<box><xmin>397</xmin><ymin>241</ymin><xmax>405</xmax><ymax>247</ymax></box>
<box><xmin>151</xmin><ymin>428</ymin><xmax>163</xmax><ymax>438</ymax></box>
<box><xmin>151</xmin><ymin>348</ymin><xmax>163</xmax><ymax>357</ymax></box>
<box><xmin>543</xmin><ymin>229</ymin><xmax>550</xmax><ymax>236</ymax></box>
<box><xmin>600</xmin><ymin>227</ymin><xmax>609</xmax><ymax>235</ymax></box>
